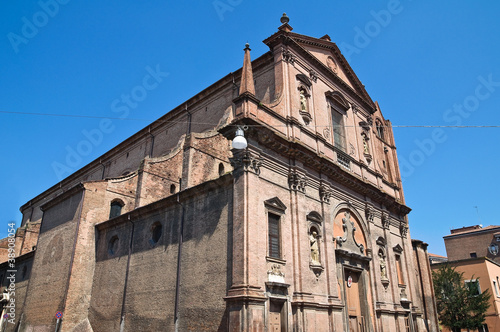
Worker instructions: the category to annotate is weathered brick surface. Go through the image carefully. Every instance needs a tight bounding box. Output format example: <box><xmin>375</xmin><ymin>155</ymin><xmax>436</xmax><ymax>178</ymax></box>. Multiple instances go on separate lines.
<box><xmin>445</xmin><ymin>226</ymin><xmax>500</xmax><ymax>262</ymax></box>
<box><xmin>5</xmin><ymin>24</ymin><xmax>440</xmax><ymax>332</ymax></box>
<box><xmin>20</xmin><ymin>190</ymin><xmax>83</xmax><ymax>331</ymax></box>
<box><xmin>88</xmin><ymin>176</ymin><xmax>231</xmax><ymax>332</ymax></box>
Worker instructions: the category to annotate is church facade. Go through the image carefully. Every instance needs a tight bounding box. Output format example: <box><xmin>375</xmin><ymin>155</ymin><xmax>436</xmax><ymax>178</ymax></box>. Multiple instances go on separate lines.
<box><xmin>1</xmin><ymin>16</ymin><xmax>439</xmax><ymax>332</ymax></box>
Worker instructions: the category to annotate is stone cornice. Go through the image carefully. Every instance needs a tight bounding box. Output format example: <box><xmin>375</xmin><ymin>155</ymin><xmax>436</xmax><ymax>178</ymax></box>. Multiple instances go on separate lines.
<box><xmin>222</xmin><ymin>118</ymin><xmax>411</xmax><ymax>217</ymax></box>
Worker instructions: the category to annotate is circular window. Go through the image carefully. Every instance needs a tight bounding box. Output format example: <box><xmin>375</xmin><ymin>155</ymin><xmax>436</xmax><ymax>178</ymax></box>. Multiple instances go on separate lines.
<box><xmin>151</xmin><ymin>223</ymin><xmax>162</xmax><ymax>245</ymax></box>
<box><xmin>489</xmin><ymin>243</ymin><xmax>499</xmax><ymax>256</ymax></box>
<box><xmin>108</xmin><ymin>236</ymin><xmax>119</xmax><ymax>256</ymax></box>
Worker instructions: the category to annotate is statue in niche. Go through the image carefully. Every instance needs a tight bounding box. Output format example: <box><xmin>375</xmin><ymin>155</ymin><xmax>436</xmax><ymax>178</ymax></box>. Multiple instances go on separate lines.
<box><xmin>299</xmin><ymin>88</ymin><xmax>307</xmax><ymax>111</ymax></box>
<box><xmin>310</xmin><ymin>231</ymin><xmax>320</xmax><ymax>264</ymax></box>
<box><xmin>298</xmin><ymin>87</ymin><xmax>312</xmax><ymax>125</ymax></box>
<box><xmin>379</xmin><ymin>251</ymin><xmax>388</xmax><ymax>280</ymax></box>
<box><xmin>362</xmin><ymin>133</ymin><xmax>369</xmax><ymax>154</ymax></box>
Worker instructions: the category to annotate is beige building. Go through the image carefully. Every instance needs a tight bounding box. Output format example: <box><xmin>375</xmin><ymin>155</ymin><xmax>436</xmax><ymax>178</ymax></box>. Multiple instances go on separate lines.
<box><xmin>430</xmin><ymin>225</ymin><xmax>500</xmax><ymax>332</ymax></box>
<box><xmin>431</xmin><ymin>257</ymin><xmax>500</xmax><ymax>332</ymax></box>
<box><xmin>0</xmin><ymin>15</ymin><xmax>439</xmax><ymax>331</ymax></box>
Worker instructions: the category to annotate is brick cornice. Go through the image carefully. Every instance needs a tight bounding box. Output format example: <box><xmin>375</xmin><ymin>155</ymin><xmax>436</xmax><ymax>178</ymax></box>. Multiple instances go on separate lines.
<box><xmin>40</xmin><ymin>183</ymin><xmax>84</xmax><ymax>212</ymax></box>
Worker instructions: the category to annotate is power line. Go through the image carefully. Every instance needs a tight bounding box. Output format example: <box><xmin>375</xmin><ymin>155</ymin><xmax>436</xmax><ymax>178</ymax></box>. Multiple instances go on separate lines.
<box><xmin>1</xmin><ymin>110</ymin><xmax>499</xmax><ymax>128</ymax></box>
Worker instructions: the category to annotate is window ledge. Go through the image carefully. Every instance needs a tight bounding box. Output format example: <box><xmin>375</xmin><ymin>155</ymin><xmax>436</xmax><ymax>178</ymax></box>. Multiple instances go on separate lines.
<box><xmin>266</xmin><ymin>256</ymin><xmax>286</xmax><ymax>264</ymax></box>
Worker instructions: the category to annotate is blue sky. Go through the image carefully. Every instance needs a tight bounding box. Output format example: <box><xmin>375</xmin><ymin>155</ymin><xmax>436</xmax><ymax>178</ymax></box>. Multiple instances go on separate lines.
<box><xmin>1</xmin><ymin>1</ymin><xmax>499</xmax><ymax>256</ymax></box>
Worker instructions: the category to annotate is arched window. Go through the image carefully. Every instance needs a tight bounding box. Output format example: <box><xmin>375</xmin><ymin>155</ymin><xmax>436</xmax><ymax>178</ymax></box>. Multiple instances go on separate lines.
<box><xmin>109</xmin><ymin>200</ymin><xmax>124</xmax><ymax>219</ymax></box>
<box><xmin>218</xmin><ymin>163</ymin><xmax>225</xmax><ymax>176</ymax></box>
<box><xmin>170</xmin><ymin>184</ymin><xmax>176</xmax><ymax>194</ymax></box>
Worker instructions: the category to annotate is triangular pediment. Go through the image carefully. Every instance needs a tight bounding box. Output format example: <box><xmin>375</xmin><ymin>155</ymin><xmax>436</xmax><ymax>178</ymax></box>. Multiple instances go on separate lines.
<box><xmin>393</xmin><ymin>244</ymin><xmax>404</xmax><ymax>253</ymax></box>
<box><xmin>299</xmin><ymin>43</ymin><xmax>356</xmax><ymax>89</ymax></box>
<box><xmin>264</xmin><ymin>31</ymin><xmax>375</xmax><ymax>113</ymax></box>
<box><xmin>264</xmin><ymin>197</ymin><xmax>287</xmax><ymax>213</ymax></box>
<box><xmin>376</xmin><ymin>236</ymin><xmax>386</xmax><ymax>246</ymax></box>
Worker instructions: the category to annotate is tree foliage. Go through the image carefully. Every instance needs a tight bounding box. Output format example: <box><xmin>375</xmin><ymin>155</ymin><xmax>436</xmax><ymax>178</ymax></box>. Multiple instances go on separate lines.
<box><xmin>432</xmin><ymin>265</ymin><xmax>491</xmax><ymax>332</ymax></box>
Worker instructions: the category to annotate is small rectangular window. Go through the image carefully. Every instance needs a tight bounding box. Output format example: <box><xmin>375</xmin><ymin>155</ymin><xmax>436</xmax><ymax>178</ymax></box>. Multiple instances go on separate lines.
<box><xmin>268</xmin><ymin>213</ymin><xmax>281</xmax><ymax>258</ymax></box>
<box><xmin>493</xmin><ymin>280</ymin><xmax>499</xmax><ymax>297</ymax></box>
<box><xmin>465</xmin><ymin>279</ymin><xmax>481</xmax><ymax>296</ymax></box>
<box><xmin>470</xmin><ymin>252</ymin><xmax>477</xmax><ymax>258</ymax></box>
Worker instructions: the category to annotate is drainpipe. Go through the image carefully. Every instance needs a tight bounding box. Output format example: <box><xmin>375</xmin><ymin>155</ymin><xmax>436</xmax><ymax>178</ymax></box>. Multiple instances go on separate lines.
<box><xmin>185</xmin><ymin>104</ymin><xmax>191</xmax><ymax>135</ymax></box>
<box><xmin>119</xmin><ymin>215</ymin><xmax>135</xmax><ymax>332</ymax></box>
<box><xmin>148</xmin><ymin>127</ymin><xmax>155</xmax><ymax>158</ymax></box>
<box><xmin>174</xmin><ymin>193</ymin><xmax>185</xmax><ymax>332</ymax></box>
<box><xmin>100</xmin><ymin>159</ymin><xmax>106</xmax><ymax>180</ymax></box>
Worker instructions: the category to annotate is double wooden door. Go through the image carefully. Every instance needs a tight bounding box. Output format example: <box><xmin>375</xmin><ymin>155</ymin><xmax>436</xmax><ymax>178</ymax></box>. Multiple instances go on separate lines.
<box><xmin>345</xmin><ymin>271</ymin><xmax>365</xmax><ymax>332</ymax></box>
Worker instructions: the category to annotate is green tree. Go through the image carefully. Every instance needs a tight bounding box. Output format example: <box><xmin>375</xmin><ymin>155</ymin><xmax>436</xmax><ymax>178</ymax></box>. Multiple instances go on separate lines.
<box><xmin>432</xmin><ymin>265</ymin><xmax>491</xmax><ymax>332</ymax></box>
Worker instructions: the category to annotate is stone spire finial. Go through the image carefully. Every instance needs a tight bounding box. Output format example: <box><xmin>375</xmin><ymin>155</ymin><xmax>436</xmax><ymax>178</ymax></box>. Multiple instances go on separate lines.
<box><xmin>239</xmin><ymin>43</ymin><xmax>255</xmax><ymax>95</ymax></box>
<box><xmin>280</xmin><ymin>13</ymin><xmax>289</xmax><ymax>25</ymax></box>
<box><xmin>278</xmin><ymin>13</ymin><xmax>293</xmax><ymax>32</ymax></box>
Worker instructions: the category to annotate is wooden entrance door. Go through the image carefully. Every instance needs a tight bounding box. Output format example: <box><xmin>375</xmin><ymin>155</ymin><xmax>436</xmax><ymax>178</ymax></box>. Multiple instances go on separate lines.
<box><xmin>345</xmin><ymin>271</ymin><xmax>365</xmax><ymax>332</ymax></box>
<box><xmin>269</xmin><ymin>302</ymin><xmax>282</xmax><ymax>332</ymax></box>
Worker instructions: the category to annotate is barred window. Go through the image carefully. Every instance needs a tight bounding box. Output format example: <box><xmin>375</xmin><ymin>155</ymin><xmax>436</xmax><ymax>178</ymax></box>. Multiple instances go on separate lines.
<box><xmin>268</xmin><ymin>213</ymin><xmax>281</xmax><ymax>258</ymax></box>
<box><xmin>332</xmin><ymin>109</ymin><xmax>346</xmax><ymax>151</ymax></box>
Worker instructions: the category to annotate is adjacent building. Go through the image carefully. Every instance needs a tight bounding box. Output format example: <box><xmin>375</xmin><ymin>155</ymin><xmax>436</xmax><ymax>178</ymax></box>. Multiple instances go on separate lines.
<box><xmin>431</xmin><ymin>225</ymin><xmax>500</xmax><ymax>332</ymax></box>
<box><xmin>1</xmin><ymin>15</ymin><xmax>439</xmax><ymax>331</ymax></box>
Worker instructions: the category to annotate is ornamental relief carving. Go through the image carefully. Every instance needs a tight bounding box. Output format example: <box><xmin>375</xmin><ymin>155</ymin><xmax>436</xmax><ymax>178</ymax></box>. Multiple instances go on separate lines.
<box><xmin>267</xmin><ymin>263</ymin><xmax>285</xmax><ymax>283</ymax></box>
<box><xmin>335</xmin><ymin>210</ymin><xmax>364</xmax><ymax>254</ymax></box>
<box><xmin>323</xmin><ymin>127</ymin><xmax>331</xmax><ymax>139</ymax></box>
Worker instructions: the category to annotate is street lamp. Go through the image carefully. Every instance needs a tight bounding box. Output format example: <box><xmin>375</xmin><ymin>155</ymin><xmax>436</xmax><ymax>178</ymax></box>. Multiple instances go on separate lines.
<box><xmin>232</xmin><ymin>126</ymin><xmax>247</xmax><ymax>150</ymax></box>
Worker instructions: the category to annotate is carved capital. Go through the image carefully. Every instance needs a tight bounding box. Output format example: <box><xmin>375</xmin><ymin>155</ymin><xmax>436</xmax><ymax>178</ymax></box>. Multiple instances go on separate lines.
<box><xmin>230</xmin><ymin>149</ymin><xmax>262</xmax><ymax>175</ymax></box>
<box><xmin>288</xmin><ymin>168</ymin><xmax>306</xmax><ymax>192</ymax></box>
<box><xmin>282</xmin><ymin>49</ymin><xmax>295</xmax><ymax>64</ymax></box>
<box><xmin>400</xmin><ymin>223</ymin><xmax>408</xmax><ymax>238</ymax></box>
<box><xmin>319</xmin><ymin>182</ymin><xmax>333</xmax><ymax>204</ymax></box>
<box><xmin>365</xmin><ymin>205</ymin><xmax>374</xmax><ymax>223</ymax></box>
<box><xmin>381</xmin><ymin>212</ymin><xmax>390</xmax><ymax>229</ymax></box>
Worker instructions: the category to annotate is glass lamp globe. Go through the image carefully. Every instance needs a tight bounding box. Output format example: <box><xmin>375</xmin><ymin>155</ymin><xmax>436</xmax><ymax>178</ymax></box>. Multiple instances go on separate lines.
<box><xmin>232</xmin><ymin>128</ymin><xmax>247</xmax><ymax>149</ymax></box>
